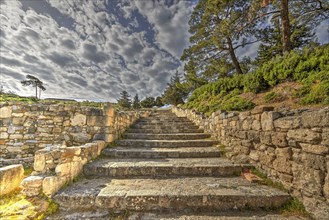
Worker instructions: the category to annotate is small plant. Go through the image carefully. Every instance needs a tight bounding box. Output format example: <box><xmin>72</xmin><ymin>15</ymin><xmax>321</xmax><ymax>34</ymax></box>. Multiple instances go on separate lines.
<box><xmin>24</xmin><ymin>166</ymin><xmax>34</xmax><ymax>176</ymax></box>
<box><xmin>281</xmin><ymin>198</ymin><xmax>309</xmax><ymax>217</ymax></box>
<box><xmin>264</xmin><ymin>91</ymin><xmax>282</xmax><ymax>103</ymax></box>
<box><xmin>251</xmin><ymin>168</ymin><xmax>286</xmax><ymax>192</ymax></box>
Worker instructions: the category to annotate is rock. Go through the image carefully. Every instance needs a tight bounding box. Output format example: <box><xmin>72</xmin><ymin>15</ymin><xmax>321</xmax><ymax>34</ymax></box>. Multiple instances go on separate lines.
<box><xmin>72</xmin><ymin>132</ymin><xmax>91</xmax><ymax>144</ymax></box>
<box><xmin>251</xmin><ymin>105</ymin><xmax>274</xmax><ymax>114</ymax></box>
<box><xmin>300</xmin><ymin>143</ymin><xmax>328</xmax><ymax>155</ymax></box>
<box><xmin>302</xmin><ymin>109</ymin><xmax>329</xmax><ymax>128</ymax></box>
<box><xmin>70</xmin><ymin>113</ymin><xmax>87</xmax><ymax>126</ymax></box>
<box><xmin>261</xmin><ymin>112</ymin><xmax>282</xmax><ymax>131</ymax></box>
<box><xmin>287</xmin><ymin>129</ymin><xmax>321</xmax><ymax>144</ymax></box>
<box><xmin>271</xmin><ymin>132</ymin><xmax>287</xmax><ymax>147</ymax></box>
<box><xmin>0</xmin><ymin>164</ymin><xmax>24</xmax><ymax>196</ymax></box>
<box><xmin>21</xmin><ymin>176</ymin><xmax>44</xmax><ymax>197</ymax></box>
<box><xmin>274</xmin><ymin>116</ymin><xmax>301</xmax><ymax>130</ymax></box>
<box><xmin>0</xmin><ymin>106</ymin><xmax>12</xmax><ymax>118</ymax></box>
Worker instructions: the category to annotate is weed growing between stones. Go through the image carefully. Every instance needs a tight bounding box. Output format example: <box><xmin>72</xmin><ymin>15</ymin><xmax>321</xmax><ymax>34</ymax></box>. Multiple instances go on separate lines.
<box><xmin>280</xmin><ymin>198</ymin><xmax>309</xmax><ymax>217</ymax></box>
<box><xmin>251</xmin><ymin>168</ymin><xmax>286</xmax><ymax>192</ymax></box>
<box><xmin>24</xmin><ymin>166</ymin><xmax>34</xmax><ymax>176</ymax></box>
<box><xmin>109</xmin><ymin>209</ymin><xmax>131</xmax><ymax>220</ymax></box>
<box><xmin>107</xmin><ymin>142</ymin><xmax>118</xmax><ymax>148</ymax></box>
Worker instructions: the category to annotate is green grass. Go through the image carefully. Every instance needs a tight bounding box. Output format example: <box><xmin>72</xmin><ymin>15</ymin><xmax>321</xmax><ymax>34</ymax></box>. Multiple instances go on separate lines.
<box><xmin>251</xmin><ymin>168</ymin><xmax>286</xmax><ymax>192</ymax></box>
<box><xmin>280</xmin><ymin>198</ymin><xmax>309</xmax><ymax>217</ymax></box>
<box><xmin>24</xmin><ymin>166</ymin><xmax>34</xmax><ymax>176</ymax></box>
<box><xmin>264</xmin><ymin>91</ymin><xmax>283</xmax><ymax>103</ymax></box>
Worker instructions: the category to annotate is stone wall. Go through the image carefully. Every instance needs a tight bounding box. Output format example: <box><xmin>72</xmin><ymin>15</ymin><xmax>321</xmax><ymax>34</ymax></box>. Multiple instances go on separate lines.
<box><xmin>172</xmin><ymin>106</ymin><xmax>329</xmax><ymax>219</ymax></box>
<box><xmin>21</xmin><ymin>140</ymin><xmax>106</xmax><ymax>197</ymax></box>
<box><xmin>0</xmin><ymin>102</ymin><xmax>150</xmax><ymax>163</ymax></box>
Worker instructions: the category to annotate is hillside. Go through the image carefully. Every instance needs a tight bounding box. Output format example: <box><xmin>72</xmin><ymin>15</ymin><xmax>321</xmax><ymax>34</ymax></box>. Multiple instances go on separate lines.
<box><xmin>183</xmin><ymin>44</ymin><xmax>329</xmax><ymax>115</ymax></box>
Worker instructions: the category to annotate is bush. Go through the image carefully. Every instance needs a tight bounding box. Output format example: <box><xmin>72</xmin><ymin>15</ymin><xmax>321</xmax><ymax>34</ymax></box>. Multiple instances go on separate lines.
<box><xmin>184</xmin><ymin>44</ymin><xmax>329</xmax><ymax>114</ymax></box>
<box><xmin>264</xmin><ymin>91</ymin><xmax>282</xmax><ymax>103</ymax></box>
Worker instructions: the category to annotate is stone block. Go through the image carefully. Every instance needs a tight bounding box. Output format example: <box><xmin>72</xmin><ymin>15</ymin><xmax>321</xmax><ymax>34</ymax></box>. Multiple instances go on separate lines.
<box><xmin>271</xmin><ymin>132</ymin><xmax>288</xmax><ymax>147</ymax></box>
<box><xmin>251</xmin><ymin>105</ymin><xmax>274</xmax><ymax>114</ymax></box>
<box><xmin>238</xmin><ymin>111</ymin><xmax>251</xmax><ymax>121</ymax></box>
<box><xmin>302</xmin><ymin>109</ymin><xmax>329</xmax><ymax>128</ymax></box>
<box><xmin>301</xmin><ymin>152</ymin><xmax>326</xmax><ymax>170</ymax></box>
<box><xmin>21</xmin><ymin>176</ymin><xmax>44</xmax><ymax>197</ymax></box>
<box><xmin>34</xmin><ymin>152</ymin><xmax>46</xmax><ymax>172</ymax></box>
<box><xmin>287</xmin><ymin>129</ymin><xmax>321</xmax><ymax>144</ymax></box>
<box><xmin>71</xmin><ymin>132</ymin><xmax>91</xmax><ymax>144</ymax></box>
<box><xmin>300</xmin><ymin>143</ymin><xmax>328</xmax><ymax>155</ymax></box>
<box><xmin>260</xmin><ymin>132</ymin><xmax>272</xmax><ymax>145</ymax></box>
<box><xmin>0</xmin><ymin>132</ymin><xmax>8</xmax><ymax>139</ymax></box>
<box><xmin>251</xmin><ymin>120</ymin><xmax>261</xmax><ymax>130</ymax></box>
<box><xmin>0</xmin><ymin>106</ymin><xmax>12</xmax><ymax>118</ymax></box>
<box><xmin>261</xmin><ymin>111</ymin><xmax>282</xmax><ymax>131</ymax></box>
<box><xmin>43</xmin><ymin>176</ymin><xmax>67</xmax><ymax>196</ymax></box>
<box><xmin>12</xmin><ymin>117</ymin><xmax>26</xmax><ymax>125</ymax></box>
<box><xmin>324</xmin><ymin>161</ymin><xmax>329</xmax><ymax>201</ymax></box>
<box><xmin>274</xmin><ymin>116</ymin><xmax>301</xmax><ymax>130</ymax></box>
<box><xmin>70</xmin><ymin>113</ymin><xmax>87</xmax><ymax>126</ymax></box>
<box><xmin>0</xmin><ymin>164</ymin><xmax>24</xmax><ymax>196</ymax></box>
<box><xmin>272</xmin><ymin>156</ymin><xmax>292</xmax><ymax>174</ymax></box>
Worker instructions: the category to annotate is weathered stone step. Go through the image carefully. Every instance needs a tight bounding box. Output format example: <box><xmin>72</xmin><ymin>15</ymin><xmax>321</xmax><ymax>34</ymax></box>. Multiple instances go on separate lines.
<box><xmin>115</xmin><ymin>139</ymin><xmax>217</xmax><ymax>148</ymax></box>
<box><xmin>137</xmin><ymin>118</ymin><xmax>190</xmax><ymax>122</ymax></box>
<box><xmin>102</xmin><ymin>146</ymin><xmax>222</xmax><ymax>158</ymax></box>
<box><xmin>48</xmin><ymin>210</ymin><xmax>306</xmax><ymax>220</ymax></box>
<box><xmin>54</xmin><ymin>177</ymin><xmax>290</xmax><ymax>212</ymax></box>
<box><xmin>127</xmin><ymin>128</ymin><xmax>204</xmax><ymax>134</ymax></box>
<box><xmin>130</xmin><ymin>124</ymin><xmax>200</xmax><ymax>129</ymax></box>
<box><xmin>123</xmin><ymin>133</ymin><xmax>211</xmax><ymax>140</ymax></box>
<box><xmin>83</xmin><ymin>158</ymin><xmax>250</xmax><ymax>177</ymax></box>
<box><xmin>135</xmin><ymin>121</ymin><xmax>194</xmax><ymax>126</ymax></box>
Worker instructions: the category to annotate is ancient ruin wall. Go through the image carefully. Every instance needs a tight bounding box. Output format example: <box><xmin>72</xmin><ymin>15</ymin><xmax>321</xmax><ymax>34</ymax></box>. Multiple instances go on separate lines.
<box><xmin>0</xmin><ymin>102</ymin><xmax>150</xmax><ymax>165</ymax></box>
<box><xmin>172</xmin><ymin>106</ymin><xmax>329</xmax><ymax>218</ymax></box>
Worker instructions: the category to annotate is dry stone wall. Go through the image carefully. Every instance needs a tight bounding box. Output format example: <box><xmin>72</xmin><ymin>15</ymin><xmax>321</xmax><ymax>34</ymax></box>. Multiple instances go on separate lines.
<box><xmin>0</xmin><ymin>102</ymin><xmax>150</xmax><ymax>165</ymax></box>
<box><xmin>172</xmin><ymin>106</ymin><xmax>329</xmax><ymax>219</ymax></box>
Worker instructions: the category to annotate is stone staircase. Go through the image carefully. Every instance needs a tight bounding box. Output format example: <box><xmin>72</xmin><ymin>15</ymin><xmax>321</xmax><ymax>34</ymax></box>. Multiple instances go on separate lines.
<box><xmin>52</xmin><ymin>110</ymin><xmax>291</xmax><ymax>219</ymax></box>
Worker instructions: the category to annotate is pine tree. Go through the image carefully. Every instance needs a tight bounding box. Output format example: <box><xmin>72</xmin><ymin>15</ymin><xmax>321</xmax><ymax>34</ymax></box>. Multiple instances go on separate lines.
<box><xmin>132</xmin><ymin>94</ymin><xmax>140</xmax><ymax>109</ymax></box>
<box><xmin>181</xmin><ymin>0</ymin><xmax>260</xmax><ymax>75</ymax></box>
<box><xmin>155</xmin><ymin>96</ymin><xmax>164</xmax><ymax>107</ymax></box>
<box><xmin>117</xmin><ymin>90</ymin><xmax>131</xmax><ymax>109</ymax></box>
<box><xmin>140</xmin><ymin>97</ymin><xmax>155</xmax><ymax>108</ymax></box>
<box><xmin>21</xmin><ymin>75</ymin><xmax>46</xmax><ymax>99</ymax></box>
<box><xmin>162</xmin><ymin>72</ymin><xmax>188</xmax><ymax>106</ymax></box>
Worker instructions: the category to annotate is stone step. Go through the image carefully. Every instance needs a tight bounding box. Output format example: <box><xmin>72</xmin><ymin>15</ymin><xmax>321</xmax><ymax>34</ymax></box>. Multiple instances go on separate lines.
<box><xmin>54</xmin><ymin>177</ymin><xmax>290</xmax><ymax>212</ymax></box>
<box><xmin>115</xmin><ymin>139</ymin><xmax>217</xmax><ymax>148</ymax></box>
<box><xmin>83</xmin><ymin>158</ymin><xmax>250</xmax><ymax>177</ymax></box>
<box><xmin>49</xmin><ymin>210</ymin><xmax>307</xmax><ymax>220</ymax></box>
<box><xmin>135</xmin><ymin>121</ymin><xmax>194</xmax><ymax>126</ymax></box>
<box><xmin>127</xmin><ymin>128</ymin><xmax>204</xmax><ymax>134</ymax></box>
<box><xmin>137</xmin><ymin>118</ymin><xmax>190</xmax><ymax>122</ymax></box>
<box><xmin>102</xmin><ymin>146</ymin><xmax>222</xmax><ymax>158</ymax></box>
<box><xmin>130</xmin><ymin>124</ymin><xmax>200</xmax><ymax>129</ymax></box>
<box><xmin>123</xmin><ymin>133</ymin><xmax>211</xmax><ymax>140</ymax></box>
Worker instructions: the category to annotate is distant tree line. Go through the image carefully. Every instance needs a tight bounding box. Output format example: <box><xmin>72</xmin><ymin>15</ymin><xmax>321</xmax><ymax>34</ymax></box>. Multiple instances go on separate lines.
<box><xmin>117</xmin><ymin>91</ymin><xmax>164</xmax><ymax>109</ymax></box>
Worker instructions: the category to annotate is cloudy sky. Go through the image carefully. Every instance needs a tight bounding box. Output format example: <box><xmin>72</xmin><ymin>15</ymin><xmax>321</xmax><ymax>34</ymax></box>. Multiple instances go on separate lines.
<box><xmin>0</xmin><ymin>0</ymin><xmax>328</xmax><ymax>102</ymax></box>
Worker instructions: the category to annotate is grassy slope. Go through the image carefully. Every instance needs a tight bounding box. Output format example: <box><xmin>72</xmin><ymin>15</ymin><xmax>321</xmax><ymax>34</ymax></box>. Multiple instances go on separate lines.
<box><xmin>183</xmin><ymin>44</ymin><xmax>329</xmax><ymax>115</ymax></box>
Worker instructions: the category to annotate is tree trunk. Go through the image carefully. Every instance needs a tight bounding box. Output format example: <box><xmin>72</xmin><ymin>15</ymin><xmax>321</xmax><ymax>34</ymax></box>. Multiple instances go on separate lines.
<box><xmin>35</xmin><ymin>86</ymin><xmax>38</xmax><ymax>99</ymax></box>
<box><xmin>226</xmin><ymin>37</ymin><xmax>243</xmax><ymax>74</ymax></box>
<box><xmin>281</xmin><ymin>0</ymin><xmax>291</xmax><ymax>52</ymax></box>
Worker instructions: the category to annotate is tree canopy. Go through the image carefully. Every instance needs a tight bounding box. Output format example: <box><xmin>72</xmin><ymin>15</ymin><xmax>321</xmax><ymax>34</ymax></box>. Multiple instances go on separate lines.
<box><xmin>21</xmin><ymin>75</ymin><xmax>46</xmax><ymax>99</ymax></box>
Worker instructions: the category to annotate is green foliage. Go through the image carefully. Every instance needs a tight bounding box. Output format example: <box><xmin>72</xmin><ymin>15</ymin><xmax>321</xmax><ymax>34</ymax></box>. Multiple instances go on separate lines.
<box><xmin>184</xmin><ymin>44</ymin><xmax>329</xmax><ymax>114</ymax></box>
<box><xmin>281</xmin><ymin>198</ymin><xmax>309</xmax><ymax>217</ymax></box>
<box><xmin>21</xmin><ymin>75</ymin><xmax>46</xmax><ymax>99</ymax></box>
<box><xmin>140</xmin><ymin>96</ymin><xmax>155</xmax><ymax>108</ymax></box>
<box><xmin>300</xmin><ymin>80</ymin><xmax>329</xmax><ymax>105</ymax></box>
<box><xmin>132</xmin><ymin>94</ymin><xmax>140</xmax><ymax>109</ymax></box>
<box><xmin>0</xmin><ymin>93</ymin><xmax>38</xmax><ymax>103</ymax></box>
<box><xmin>162</xmin><ymin>72</ymin><xmax>188</xmax><ymax>106</ymax></box>
<box><xmin>264</xmin><ymin>91</ymin><xmax>282</xmax><ymax>103</ymax></box>
<box><xmin>117</xmin><ymin>90</ymin><xmax>131</xmax><ymax>109</ymax></box>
